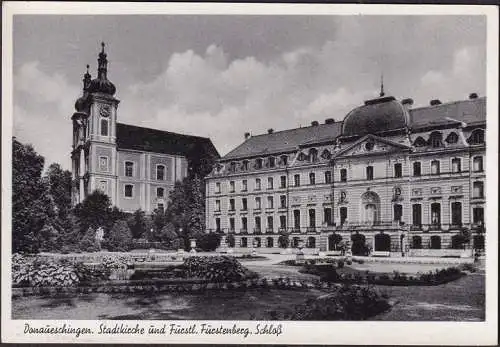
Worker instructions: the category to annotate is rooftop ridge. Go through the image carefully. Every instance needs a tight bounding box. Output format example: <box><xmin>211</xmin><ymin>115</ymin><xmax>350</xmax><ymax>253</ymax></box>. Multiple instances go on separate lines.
<box><xmin>117</xmin><ymin>122</ymin><xmax>211</xmax><ymax>140</ymax></box>
<box><xmin>409</xmin><ymin>96</ymin><xmax>485</xmax><ymax>112</ymax></box>
<box><xmin>246</xmin><ymin>120</ymin><xmax>341</xmax><ymax>139</ymax></box>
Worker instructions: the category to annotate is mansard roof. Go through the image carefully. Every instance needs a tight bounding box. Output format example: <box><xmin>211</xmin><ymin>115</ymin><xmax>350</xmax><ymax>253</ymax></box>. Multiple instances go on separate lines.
<box><xmin>220</xmin><ymin>96</ymin><xmax>485</xmax><ymax>161</ymax></box>
<box><xmin>116</xmin><ymin>123</ymin><xmax>219</xmax><ymax>159</ymax></box>
<box><xmin>409</xmin><ymin>97</ymin><xmax>486</xmax><ymax>129</ymax></box>
<box><xmin>222</xmin><ymin>121</ymin><xmax>343</xmax><ymax>161</ymax></box>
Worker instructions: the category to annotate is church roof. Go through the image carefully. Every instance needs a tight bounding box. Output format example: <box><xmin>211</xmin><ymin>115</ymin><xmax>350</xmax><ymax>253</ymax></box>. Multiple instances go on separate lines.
<box><xmin>116</xmin><ymin>123</ymin><xmax>219</xmax><ymax>159</ymax></box>
<box><xmin>220</xmin><ymin>96</ymin><xmax>485</xmax><ymax>161</ymax></box>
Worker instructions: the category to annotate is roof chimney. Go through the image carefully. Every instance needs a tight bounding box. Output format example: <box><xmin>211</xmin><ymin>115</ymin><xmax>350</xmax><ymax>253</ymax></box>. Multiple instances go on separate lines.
<box><xmin>311</xmin><ymin>121</ymin><xmax>319</xmax><ymax>126</ymax></box>
<box><xmin>430</xmin><ymin>99</ymin><xmax>442</xmax><ymax>106</ymax></box>
<box><xmin>402</xmin><ymin>98</ymin><xmax>414</xmax><ymax>106</ymax></box>
<box><xmin>244</xmin><ymin>132</ymin><xmax>251</xmax><ymax>140</ymax></box>
<box><xmin>267</xmin><ymin>128</ymin><xmax>274</xmax><ymax>134</ymax></box>
<box><xmin>325</xmin><ymin>118</ymin><xmax>335</xmax><ymax>124</ymax></box>
<box><xmin>469</xmin><ymin>93</ymin><xmax>478</xmax><ymax>99</ymax></box>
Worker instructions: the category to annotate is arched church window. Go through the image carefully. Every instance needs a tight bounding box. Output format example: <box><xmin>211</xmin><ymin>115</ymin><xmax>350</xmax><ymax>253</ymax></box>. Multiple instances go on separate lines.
<box><xmin>156</xmin><ymin>165</ymin><xmax>166</xmax><ymax>180</ymax></box>
<box><xmin>100</xmin><ymin>118</ymin><xmax>109</xmax><ymax>136</ymax></box>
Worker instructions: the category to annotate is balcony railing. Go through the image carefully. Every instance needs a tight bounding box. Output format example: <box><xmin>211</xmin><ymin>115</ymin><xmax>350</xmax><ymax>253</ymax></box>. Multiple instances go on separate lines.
<box><xmin>429</xmin><ymin>224</ymin><xmax>441</xmax><ymax>231</ymax></box>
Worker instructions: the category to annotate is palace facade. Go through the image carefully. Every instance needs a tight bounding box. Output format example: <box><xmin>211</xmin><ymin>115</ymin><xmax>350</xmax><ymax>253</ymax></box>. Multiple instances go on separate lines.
<box><xmin>71</xmin><ymin>44</ymin><xmax>219</xmax><ymax>212</ymax></box>
<box><xmin>205</xmin><ymin>90</ymin><xmax>486</xmax><ymax>255</ymax></box>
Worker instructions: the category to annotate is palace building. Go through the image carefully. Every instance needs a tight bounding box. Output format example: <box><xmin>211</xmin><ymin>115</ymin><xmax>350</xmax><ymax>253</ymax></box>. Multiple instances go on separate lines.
<box><xmin>205</xmin><ymin>87</ymin><xmax>486</xmax><ymax>256</ymax></box>
<box><xmin>71</xmin><ymin>43</ymin><xmax>219</xmax><ymax>212</ymax></box>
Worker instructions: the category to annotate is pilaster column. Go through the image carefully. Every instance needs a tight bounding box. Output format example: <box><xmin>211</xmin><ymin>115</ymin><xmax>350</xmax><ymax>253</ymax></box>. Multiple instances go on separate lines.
<box><xmin>79</xmin><ymin>147</ymin><xmax>85</xmax><ymax>202</ymax></box>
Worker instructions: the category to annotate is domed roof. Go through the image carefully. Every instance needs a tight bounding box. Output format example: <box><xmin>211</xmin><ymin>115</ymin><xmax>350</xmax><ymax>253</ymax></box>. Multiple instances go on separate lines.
<box><xmin>87</xmin><ymin>78</ymin><xmax>116</xmax><ymax>95</ymax></box>
<box><xmin>74</xmin><ymin>95</ymin><xmax>88</xmax><ymax>112</ymax></box>
<box><xmin>342</xmin><ymin>96</ymin><xmax>409</xmax><ymax>137</ymax></box>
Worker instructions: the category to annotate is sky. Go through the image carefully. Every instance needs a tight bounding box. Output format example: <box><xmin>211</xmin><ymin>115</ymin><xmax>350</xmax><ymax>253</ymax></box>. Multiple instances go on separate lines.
<box><xmin>12</xmin><ymin>15</ymin><xmax>486</xmax><ymax>170</ymax></box>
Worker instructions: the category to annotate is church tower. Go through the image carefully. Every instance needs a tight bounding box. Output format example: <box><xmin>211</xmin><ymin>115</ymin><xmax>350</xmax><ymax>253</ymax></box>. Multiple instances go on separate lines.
<box><xmin>71</xmin><ymin>43</ymin><xmax>119</xmax><ymax>206</ymax></box>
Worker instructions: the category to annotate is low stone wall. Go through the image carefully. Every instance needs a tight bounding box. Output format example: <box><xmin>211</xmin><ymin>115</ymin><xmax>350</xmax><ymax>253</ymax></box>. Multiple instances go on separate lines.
<box><xmin>217</xmin><ymin>247</ymin><xmax>321</xmax><ymax>255</ymax></box>
<box><xmin>12</xmin><ymin>277</ymin><xmax>321</xmax><ymax>298</ymax></box>
<box><xmin>407</xmin><ymin>249</ymin><xmax>473</xmax><ymax>258</ymax></box>
<box><xmin>352</xmin><ymin>255</ymin><xmax>474</xmax><ymax>265</ymax></box>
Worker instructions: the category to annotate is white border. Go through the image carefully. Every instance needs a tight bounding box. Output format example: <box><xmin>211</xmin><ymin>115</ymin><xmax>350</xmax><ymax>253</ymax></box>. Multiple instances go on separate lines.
<box><xmin>2</xmin><ymin>2</ymin><xmax>498</xmax><ymax>345</ymax></box>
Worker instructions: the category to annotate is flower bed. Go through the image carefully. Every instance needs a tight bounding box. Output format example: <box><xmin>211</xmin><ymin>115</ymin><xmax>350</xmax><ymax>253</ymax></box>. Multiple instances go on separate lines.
<box><xmin>184</xmin><ymin>256</ymin><xmax>258</xmax><ymax>282</ymax></box>
<box><xmin>299</xmin><ymin>264</ymin><xmax>465</xmax><ymax>286</ymax></box>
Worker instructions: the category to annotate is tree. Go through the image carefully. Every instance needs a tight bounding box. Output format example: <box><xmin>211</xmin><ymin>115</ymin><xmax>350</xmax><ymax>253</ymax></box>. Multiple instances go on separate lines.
<box><xmin>78</xmin><ymin>227</ymin><xmax>100</xmax><ymax>252</ymax></box>
<box><xmin>74</xmin><ymin>190</ymin><xmax>119</xmax><ymax>231</ymax></box>
<box><xmin>158</xmin><ymin>223</ymin><xmax>181</xmax><ymax>249</ymax></box>
<box><xmin>195</xmin><ymin>232</ymin><xmax>222</xmax><ymax>251</ymax></box>
<box><xmin>105</xmin><ymin>220</ymin><xmax>132</xmax><ymax>252</ymax></box>
<box><xmin>12</xmin><ymin>138</ymin><xmax>57</xmax><ymax>253</ymax></box>
<box><xmin>226</xmin><ymin>234</ymin><xmax>235</xmax><ymax>248</ymax></box>
<box><xmin>278</xmin><ymin>233</ymin><xmax>290</xmax><ymax>248</ymax></box>
<box><xmin>44</xmin><ymin>163</ymin><xmax>72</xmax><ymax>219</ymax></box>
<box><xmin>351</xmin><ymin>233</ymin><xmax>368</xmax><ymax>256</ymax></box>
<box><xmin>127</xmin><ymin>209</ymin><xmax>150</xmax><ymax>239</ymax></box>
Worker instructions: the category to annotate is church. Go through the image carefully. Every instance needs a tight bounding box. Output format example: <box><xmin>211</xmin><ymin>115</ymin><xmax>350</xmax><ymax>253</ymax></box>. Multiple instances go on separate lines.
<box><xmin>205</xmin><ymin>83</ymin><xmax>486</xmax><ymax>256</ymax></box>
<box><xmin>71</xmin><ymin>43</ymin><xmax>219</xmax><ymax>213</ymax></box>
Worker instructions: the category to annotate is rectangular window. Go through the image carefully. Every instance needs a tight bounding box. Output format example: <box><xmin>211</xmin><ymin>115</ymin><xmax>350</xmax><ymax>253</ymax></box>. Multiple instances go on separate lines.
<box><xmin>267</xmin><ymin>216</ymin><xmax>273</xmax><ymax>230</ymax></box>
<box><xmin>242</xmin><ymin>198</ymin><xmax>247</xmax><ymax>211</ymax></box>
<box><xmin>451</xmin><ymin>202</ymin><xmax>462</xmax><ymax>226</ymax></box>
<box><xmin>281</xmin><ymin>155</ymin><xmax>288</xmax><ymax>166</ymax></box>
<box><xmin>229</xmin><ymin>218</ymin><xmax>235</xmax><ymax>232</ymax></box>
<box><xmin>255</xmin><ymin>197</ymin><xmax>261</xmax><ymax>209</ymax></box>
<box><xmin>215</xmin><ymin>218</ymin><xmax>221</xmax><ymax>232</ymax></box>
<box><xmin>340</xmin><ymin>169</ymin><xmax>347</xmax><ymax>182</ymax></box>
<box><xmin>431</xmin><ymin>160</ymin><xmax>440</xmax><ymax>175</ymax></box>
<box><xmin>340</xmin><ymin>207</ymin><xmax>348</xmax><ymax>226</ymax></box>
<box><xmin>324</xmin><ymin>171</ymin><xmax>332</xmax><ymax>184</ymax></box>
<box><xmin>309</xmin><ymin>172</ymin><xmax>316</xmax><ymax>185</ymax></box>
<box><xmin>394</xmin><ymin>163</ymin><xmax>402</xmax><ymax>178</ymax></box>
<box><xmin>412</xmin><ymin>204</ymin><xmax>422</xmax><ymax>226</ymax></box>
<box><xmin>255</xmin><ymin>178</ymin><xmax>261</xmax><ymax>190</ymax></box>
<box><xmin>242</xmin><ymin>180</ymin><xmax>247</xmax><ymax>192</ymax></box>
<box><xmin>215</xmin><ymin>182</ymin><xmax>221</xmax><ymax>194</ymax></box>
<box><xmin>267</xmin><ymin>177</ymin><xmax>273</xmax><ymax>189</ymax></box>
<box><xmin>280</xmin><ymin>176</ymin><xmax>287</xmax><ymax>188</ymax></box>
<box><xmin>279</xmin><ymin>215</ymin><xmax>286</xmax><ymax>230</ymax></box>
<box><xmin>473</xmin><ymin>207</ymin><xmax>484</xmax><ymax>224</ymax></box>
<box><xmin>157</xmin><ymin>203</ymin><xmax>164</xmax><ymax>213</ymax></box>
<box><xmin>413</xmin><ymin>162</ymin><xmax>421</xmax><ymax>176</ymax></box>
<box><xmin>242</xmin><ymin>161</ymin><xmax>249</xmax><ymax>171</ymax></box>
<box><xmin>431</xmin><ymin>203</ymin><xmax>441</xmax><ymax>225</ymax></box>
<box><xmin>324</xmin><ymin>208</ymin><xmax>332</xmax><ymax>225</ymax></box>
<box><xmin>254</xmin><ymin>216</ymin><xmax>261</xmax><ymax>232</ymax></box>
<box><xmin>366</xmin><ymin>166</ymin><xmax>374</xmax><ymax>180</ymax></box>
<box><xmin>394</xmin><ymin>204</ymin><xmax>403</xmax><ymax>222</ymax></box>
<box><xmin>124</xmin><ymin>184</ymin><xmax>133</xmax><ymax>198</ymax></box>
<box><xmin>229</xmin><ymin>181</ymin><xmax>235</xmax><ymax>193</ymax></box>
<box><xmin>229</xmin><ymin>199</ymin><xmax>235</xmax><ymax>211</ymax></box>
<box><xmin>451</xmin><ymin>158</ymin><xmax>461</xmax><ymax>173</ymax></box>
<box><xmin>293</xmin><ymin>210</ymin><xmax>301</xmax><ymax>229</ymax></box>
<box><xmin>99</xmin><ymin>156</ymin><xmax>109</xmax><ymax>172</ymax></box>
<box><xmin>267</xmin><ymin>196</ymin><xmax>274</xmax><ymax>209</ymax></box>
<box><xmin>157</xmin><ymin>187</ymin><xmax>164</xmax><ymax>198</ymax></box>
<box><xmin>280</xmin><ymin>195</ymin><xmax>286</xmax><ymax>209</ymax></box>
<box><xmin>125</xmin><ymin>161</ymin><xmax>134</xmax><ymax>177</ymax></box>
<box><xmin>241</xmin><ymin>217</ymin><xmax>248</xmax><ymax>231</ymax></box>
<box><xmin>473</xmin><ymin>156</ymin><xmax>484</xmax><ymax>172</ymax></box>
<box><xmin>100</xmin><ymin>118</ymin><xmax>109</xmax><ymax>136</ymax></box>
<box><xmin>473</xmin><ymin>181</ymin><xmax>484</xmax><ymax>198</ymax></box>
<box><xmin>309</xmin><ymin>209</ymin><xmax>316</xmax><ymax>228</ymax></box>
<box><xmin>269</xmin><ymin>157</ymin><xmax>275</xmax><ymax>168</ymax></box>
<box><xmin>255</xmin><ymin>159</ymin><xmax>263</xmax><ymax>169</ymax></box>
<box><xmin>294</xmin><ymin>174</ymin><xmax>300</xmax><ymax>187</ymax></box>
<box><xmin>215</xmin><ymin>200</ymin><xmax>221</xmax><ymax>212</ymax></box>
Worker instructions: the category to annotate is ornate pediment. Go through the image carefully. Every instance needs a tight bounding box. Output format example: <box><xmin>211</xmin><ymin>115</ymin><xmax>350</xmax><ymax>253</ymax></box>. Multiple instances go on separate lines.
<box><xmin>335</xmin><ymin>135</ymin><xmax>411</xmax><ymax>158</ymax></box>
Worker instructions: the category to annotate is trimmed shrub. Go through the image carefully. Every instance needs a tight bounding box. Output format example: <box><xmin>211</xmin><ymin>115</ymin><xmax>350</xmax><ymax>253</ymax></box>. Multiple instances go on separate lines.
<box><xmin>183</xmin><ymin>256</ymin><xmax>257</xmax><ymax>282</ymax></box>
<box><xmin>195</xmin><ymin>232</ymin><xmax>222</xmax><ymax>251</ymax></box>
<box><xmin>12</xmin><ymin>254</ymin><xmax>80</xmax><ymax>287</ymax></box>
<box><xmin>105</xmin><ymin>220</ymin><xmax>133</xmax><ymax>252</ymax></box>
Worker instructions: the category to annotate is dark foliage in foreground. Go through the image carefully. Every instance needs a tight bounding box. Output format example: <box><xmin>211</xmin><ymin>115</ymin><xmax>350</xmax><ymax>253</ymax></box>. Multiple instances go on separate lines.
<box><xmin>184</xmin><ymin>256</ymin><xmax>257</xmax><ymax>282</ymax></box>
<box><xmin>267</xmin><ymin>284</ymin><xmax>390</xmax><ymax>320</ymax></box>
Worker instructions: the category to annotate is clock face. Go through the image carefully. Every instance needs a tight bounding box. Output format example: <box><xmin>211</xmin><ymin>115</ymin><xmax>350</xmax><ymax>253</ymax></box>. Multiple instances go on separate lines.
<box><xmin>99</xmin><ymin>104</ymin><xmax>111</xmax><ymax>117</ymax></box>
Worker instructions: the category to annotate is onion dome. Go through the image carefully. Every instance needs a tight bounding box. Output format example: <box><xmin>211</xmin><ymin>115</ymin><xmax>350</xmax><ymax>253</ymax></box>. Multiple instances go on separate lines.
<box><xmin>87</xmin><ymin>42</ymin><xmax>116</xmax><ymax>96</ymax></box>
<box><xmin>74</xmin><ymin>95</ymin><xmax>87</xmax><ymax>112</ymax></box>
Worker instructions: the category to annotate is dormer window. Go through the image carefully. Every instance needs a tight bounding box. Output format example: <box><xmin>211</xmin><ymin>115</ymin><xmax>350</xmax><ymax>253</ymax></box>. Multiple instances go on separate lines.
<box><xmin>321</xmin><ymin>149</ymin><xmax>331</xmax><ymax>160</ymax></box>
<box><xmin>446</xmin><ymin>132</ymin><xmax>459</xmax><ymax>144</ymax></box>
<box><xmin>429</xmin><ymin>132</ymin><xmax>443</xmax><ymax>148</ymax></box>
<box><xmin>268</xmin><ymin>157</ymin><xmax>276</xmax><ymax>168</ymax></box>
<box><xmin>241</xmin><ymin>160</ymin><xmax>249</xmax><ymax>171</ymax></box>
<box><xmin>229</xmin><ymin>162</ymin><xmax>237</xmax><ymax>172</ymax></box>
<box><xmin>255</xmin><ymin>158</ymin><xmax>263</xmax><ymax>169</ymax></box>
<box><xmin>414</xmin><ymin>136</ymin><xmax>426</xmax><ymax>147</ymax></box>
<box><xmin>309</xmin><ymin>148</ymin><xmax>318</xmax><ymax>162</ymax></box>
<box><xmin>280</xmin><ymin>155</ymin><xmax>288</xmax><ymax>166</ymax></box>
<box><xmin>468</xmin><ymin>129</ymin><xmax>485</xmax><ymax>145</ymax></box>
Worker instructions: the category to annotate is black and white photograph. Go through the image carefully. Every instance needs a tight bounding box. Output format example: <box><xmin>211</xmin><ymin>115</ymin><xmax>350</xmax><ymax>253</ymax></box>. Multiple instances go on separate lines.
<box><xmin>2</xmin><ymin>2</ymin><xmax>498</xmax><ymax>345</ymax></box>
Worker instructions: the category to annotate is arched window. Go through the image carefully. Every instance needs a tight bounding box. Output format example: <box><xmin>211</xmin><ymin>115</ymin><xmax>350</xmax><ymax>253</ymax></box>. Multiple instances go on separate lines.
<box><xmin>414</xmin><ymin>136</ymin><xmax>426</xmax><ymax>147</ymax></box>
<box><xmin>468</xmin><ymin>129</ymin><xmax>485</xmax><ymax>145</ymax></box>
<box><xmin>429</xmin><ymin>132</ymin><xmax>443</xmax><ymax>148</ymax></box>
<box><xmin>100</xmin><ymin>118</ymin><xmax>109</xmax><ymax>136</ymax></box>
<box><xmin>156</xmin><ymin>165</ymin><xmax>165</xmax><ymax>180</ymax></box>
<box><xmin>446</xmin><ymin>132</ymin><xmax>459</xmax><ymax>144</ymax></box>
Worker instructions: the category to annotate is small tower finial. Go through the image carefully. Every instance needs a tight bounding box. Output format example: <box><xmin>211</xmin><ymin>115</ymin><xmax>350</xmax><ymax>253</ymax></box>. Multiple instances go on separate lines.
<box><xmin>83</xmin><ymin>64</ymin><xmax>91</xmax><ymax>91</ymax></box>
<box><xmin>101</xmin><ymin>42</ymin><xmax>105</xmax><ymax>53</ymax></box>
<box><xmin>379</xmin><ymin>73</ymin><xmax>385</xmax><ymax>97</ymax></box>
